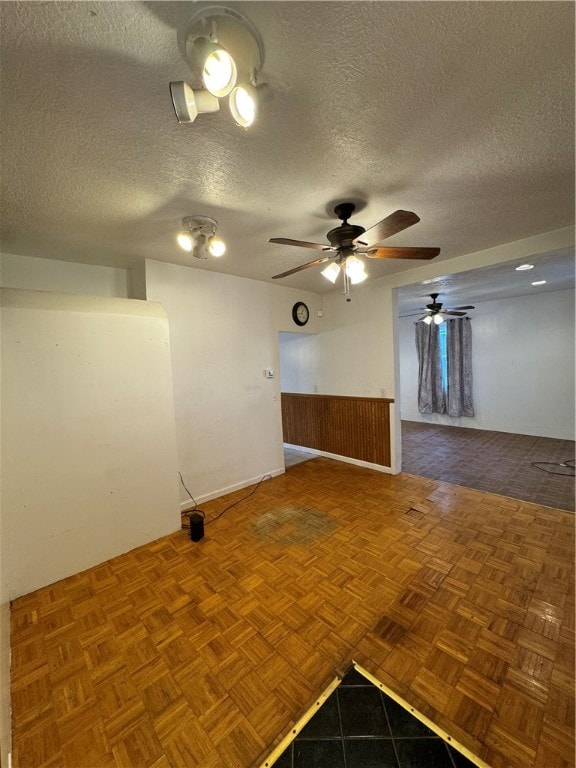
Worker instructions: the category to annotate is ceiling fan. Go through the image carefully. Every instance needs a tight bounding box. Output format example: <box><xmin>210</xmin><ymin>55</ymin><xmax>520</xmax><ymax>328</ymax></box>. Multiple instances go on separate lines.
<box><xmin>408</xmin><ymin>293</ymin><xmax>475</xmax><ymax>324</ymax></box>
<box><xmin>269</xmin><ymin>202</ymin><xmax>440</xmax><ymax>301</ymax></box>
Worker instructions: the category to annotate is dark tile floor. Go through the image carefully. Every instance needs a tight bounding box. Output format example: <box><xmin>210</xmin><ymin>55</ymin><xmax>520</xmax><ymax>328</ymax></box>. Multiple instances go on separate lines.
<box><xmin>284</xmin><ymin>446</ymin><xmax>318</xmax><ymax>468</ymax></box>
<box><xmin>401</xmin><ymin>421</ymin><xmax>575</xmax><ymax>512</ymax></box>
<box><xmin>272</xmin><ymin>668</ymin><xmax>477</xmax><ymax>768</ymax></box>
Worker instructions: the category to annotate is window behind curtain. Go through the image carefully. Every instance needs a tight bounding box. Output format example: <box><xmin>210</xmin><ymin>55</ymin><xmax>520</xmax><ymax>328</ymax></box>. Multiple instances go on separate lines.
<box><xmin>415</xmin><ymin>318</ymin><xmax>473</xmax><ymax>417</ymax></box>
<box><xmin>439</xmin><ymin>323</ymin><xmax>448</xmax><ymax>392</ymax></box>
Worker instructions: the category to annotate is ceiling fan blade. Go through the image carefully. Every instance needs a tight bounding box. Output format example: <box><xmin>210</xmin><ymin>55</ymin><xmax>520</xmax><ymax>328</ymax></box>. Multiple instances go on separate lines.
<box><xmin>364</xmin><ymin>246</ymin><xmax>440</xmax><ymax>260</ymax></box>
<box><xmin>269</xmin><ymin>237</ymin><xmax>329</xmax><ymax>251</ymax></box>
<box><xmin>353</xmin><ymin>210</ymin><xmax>420</xmax><ymax>247</ymax></box>
<box><xmin>272</xmin><ymin>256</ymin><xmax>332</xmax><ymax>279</ymax></box>
<box><xmin>402</xmin><ymin>312</ymin><xmax>427</xmax><ymax>317</ymax></box>
<box><xmin>442</xmin><ymin>310</ymin><xmax>467</xmax><ymax>316</ymax></box>
<box><xmin>446</xmin><ymin>305</ymin><xmax>475</xmax><ymax>311</ymax></box>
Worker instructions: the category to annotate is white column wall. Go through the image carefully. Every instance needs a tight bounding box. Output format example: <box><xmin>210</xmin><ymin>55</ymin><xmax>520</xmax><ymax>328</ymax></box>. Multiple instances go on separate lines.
<box><xmin>144</xmin><ymin>260</ymin><xmax>321</xmax><ymax>507</ymax></box>
<box><xmin>399</xmin><ymin>289</ymin><xmax>575</xmax><ymax>439</ymax></box>
<box><xmin>0</xmin><ymin>252</ymin><xmax>129</xmax><ymax>297</ymax></box>
<box><xmin>1</xmin><ymin>290</ymin><xmax>181</xmax><ymax>598</ymax></box>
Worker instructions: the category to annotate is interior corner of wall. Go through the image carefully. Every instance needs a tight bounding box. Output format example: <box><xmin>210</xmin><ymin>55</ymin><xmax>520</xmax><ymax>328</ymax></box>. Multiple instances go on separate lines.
<box><xmin>128</xmin><ymin>261</ymin><xmax>147</xmax><ymax>300</ymax></box>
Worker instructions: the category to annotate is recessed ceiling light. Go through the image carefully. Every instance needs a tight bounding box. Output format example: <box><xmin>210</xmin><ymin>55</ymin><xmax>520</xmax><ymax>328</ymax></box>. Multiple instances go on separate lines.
<box><xmin>515</xmin><ymin>263</ymin><xmax>534</xmax><ymax>271</ymax></box>
<box><xmin>531</xmin><ymin>280</ymin><xmax>547</xmax><ymax>286</ymax></box>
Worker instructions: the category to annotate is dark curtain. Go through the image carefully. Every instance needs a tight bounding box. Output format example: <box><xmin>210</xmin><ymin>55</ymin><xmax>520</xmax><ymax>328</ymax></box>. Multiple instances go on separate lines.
<box><xmin>446</xmin><ymin>318</ymin><xmax>474</xmax><ymax>416</ymax></box>
<box><xmin>415</xmin><ymin>318</ymin><xmax>474</xmax><ymax>417</ymax></box>
<box><xmin>415</xmin><ymin>322</ymin><xmax>445</xmax><ymax>414</ymax></box>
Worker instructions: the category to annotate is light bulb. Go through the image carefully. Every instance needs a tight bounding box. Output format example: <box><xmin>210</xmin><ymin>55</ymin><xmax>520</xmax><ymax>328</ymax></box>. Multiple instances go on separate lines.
<box><xmin>177</xmin><ymin>233</ymin><xmax>193</xmax><ymax>252</ymax></box>
<box><xmin>203</xmin><ymin>48</ymin><xmax>237</xmax><ymax>98</ymax></box>
<box><xmin>321</xmin><ymin>263</ymin><xmax>340</xmax><ymax>284</ymax></box>
<box><xmin>433</xmin><ymin>313</ymin><xmax>444</xmax><ymax>324</ymax></box>
<box><xmin>345</xmin><ymin>255</ymin><xmax>365</xmax><ymax>280</ymax></box>
<box><xmin>169</xmin><ymin>82</ymin><xmax>219</xmax><ymax>124</ymax></box>
<box><xmin>350</xmin><ymin>270</ymin><xmax>368</xmax><ymax>285</ymax></box>
<box><xmin>229</xmin><ymin>85</ymin><xmax>256</xmax><ymax>128</ymax></box>
<box><xmin>423</xmin><ymin>315</ymin><xmax>433</xmax><ymax>325</ymax></box>
<box><xmin>208</xmin><ymin>236</ymin><xmax>226</xmax><ymax>257</ymax></box>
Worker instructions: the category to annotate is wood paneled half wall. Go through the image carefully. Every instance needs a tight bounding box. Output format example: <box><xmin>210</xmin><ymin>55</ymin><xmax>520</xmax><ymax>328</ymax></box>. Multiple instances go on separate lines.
<box><xmin>281</xmin><ymin>393</ymin><xmax>393</xmax><ymax>468</ymax></box>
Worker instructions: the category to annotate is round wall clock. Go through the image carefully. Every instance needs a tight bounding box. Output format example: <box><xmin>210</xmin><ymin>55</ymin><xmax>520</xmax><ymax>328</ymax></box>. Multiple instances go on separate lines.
<box><xmin>292</xmin><ymin>301</ymin><xmax>309</xmax><ymax>326</ymax></box>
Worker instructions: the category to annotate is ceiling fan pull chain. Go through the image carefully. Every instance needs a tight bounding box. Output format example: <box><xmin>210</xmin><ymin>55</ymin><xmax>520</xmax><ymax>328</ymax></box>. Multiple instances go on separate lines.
<box><xmin>342</xmin><ymin>270</ymin><xmax>351</xmax><ymax>302</ymax></box>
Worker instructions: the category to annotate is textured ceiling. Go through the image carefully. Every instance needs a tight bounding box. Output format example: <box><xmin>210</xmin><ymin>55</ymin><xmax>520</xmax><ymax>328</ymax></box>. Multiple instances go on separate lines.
<box><xmin>397</xmin><ymin>248</ymin><xmax>576</xmax><ymax>315</ymax></box>
<box><xmin>0</xmin><ymin>1</ymin><xmax>574</xmax><ymax>296</ymax></box>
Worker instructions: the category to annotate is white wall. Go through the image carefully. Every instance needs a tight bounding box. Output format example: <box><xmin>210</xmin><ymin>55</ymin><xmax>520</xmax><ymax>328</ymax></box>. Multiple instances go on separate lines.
<box><xmin>0</xmin><ymin>515</ymin><xmax>9</xmax><ymax>767</ymax></box>
<box><xmin>0</xmin><ymin>252</ymin><xmax>129</xmax><ymax>297</ymax></box>
<box><xmin>1</xmin><ymin>289</ymin><xmax>181</xmax><ymax>598</ymax></box>
<box><xmin>279</xmin><ymin>284</ymin><xmax>396</xmax><ymax>399</ymax></box>
<box><xmin>278</xmin><ymin>332</ymin><xmax>318</xmax><ymax>393</ymax></box>
<box><xmin>399</xmin><ymin>289</ymin><xmax>575</xmax><ymax>439</ymax></box>
<box><xmin>144</xmin><ymin>260</ymin><xmax>322</xmax><ymax>508</ymax></box>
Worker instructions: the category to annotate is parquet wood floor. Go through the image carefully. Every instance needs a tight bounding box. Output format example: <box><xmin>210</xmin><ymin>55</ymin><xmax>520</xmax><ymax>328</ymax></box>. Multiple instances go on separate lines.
<box><xmin>10</xmin><ymin>458</ymin><xmax>575</xmax><ymax>768</ymax></box>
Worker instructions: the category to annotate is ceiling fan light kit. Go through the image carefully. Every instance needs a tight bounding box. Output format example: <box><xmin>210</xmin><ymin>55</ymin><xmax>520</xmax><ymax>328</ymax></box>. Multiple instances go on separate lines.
<box><xmin>270</xmin><ymin>202</ymin><xmax>440</xmax><ymax>301</ymax></box>
<box><xmin>345</xmin><ymin>254</ymin><xmax>367</xmax><ymax>283</ymax></box>
<box><xmin>321</xmin><ymin>262</ymin><xmax>340</xmax><ymax>284</ymax></box>
<box><xmin>171</xmin><ymin>6</ymin><xmax>270</xmax><ymax>128</ymax></box>
<box><xmin>177</xmin><ymin>216</ymin><xmax>226</xmax><ymax>259</ymax></box>
<box><xmin>409</xmin><ymin>293</ymin><xmax>475</xmax><ymax>322</ymax></box>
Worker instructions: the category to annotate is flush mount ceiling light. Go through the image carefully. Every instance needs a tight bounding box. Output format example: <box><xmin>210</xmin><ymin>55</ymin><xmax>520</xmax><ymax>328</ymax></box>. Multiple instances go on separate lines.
<box><xmin>171</xmin><ymin>6</ymin><xmax>270</xmax><ymax>128</ymax></box>
<box><xmin>177</xmin><ymin>216</ymin><xmax>226</xmax><ymax>259</ymax></box>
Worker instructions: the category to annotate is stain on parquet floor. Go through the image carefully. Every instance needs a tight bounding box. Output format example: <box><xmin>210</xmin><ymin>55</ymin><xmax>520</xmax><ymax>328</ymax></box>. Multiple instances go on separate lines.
<box><xmin>10</xmin><ymin>458</ymin><xmax>575</xmax><ymax>768</ymax></box>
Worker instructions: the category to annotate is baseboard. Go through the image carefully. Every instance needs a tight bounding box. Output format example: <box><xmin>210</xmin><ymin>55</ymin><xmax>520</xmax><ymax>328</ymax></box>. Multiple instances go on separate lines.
<box><xmin>283</xmin><ymin>443</ymin><xmax>392</xmax><ymax>474</ymax></box>
<box><xmin>179</xmin><ymin>467</ymin><xmax>285</xmax><ymax>511</ymax></box>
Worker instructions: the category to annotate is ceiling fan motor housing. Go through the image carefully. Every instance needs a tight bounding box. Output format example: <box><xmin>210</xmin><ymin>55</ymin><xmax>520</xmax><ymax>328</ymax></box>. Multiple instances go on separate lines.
<box><xmin>427</xmin><ymin>293</ymin><xmax>442</xmax><ymax>312</ymax></box>
<box><xmin>327</xmin><ymin>224</ymin><xmax>365</xmax><ymax>249</ymax></box>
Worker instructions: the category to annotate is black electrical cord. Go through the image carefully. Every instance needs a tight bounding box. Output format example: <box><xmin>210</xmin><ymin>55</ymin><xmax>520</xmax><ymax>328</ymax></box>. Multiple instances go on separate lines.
<box><xmin>530</xmin><ymin>459</ymin><xmax>575</xmax><ymax>476</ymax></box>
<box><xmin>205</xmin><ymin>473</ymin><xmax>272</xmax><ymax>525</ymax></box>
<box><xmin>178</xmin><ymin>471</ymin><xmax>273</xmax><ymax>528</ymax></box>
<box><xmin>179</xmin><ymin>471</ymin><xmax>205</xmax><ymax>520</ymax></box>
